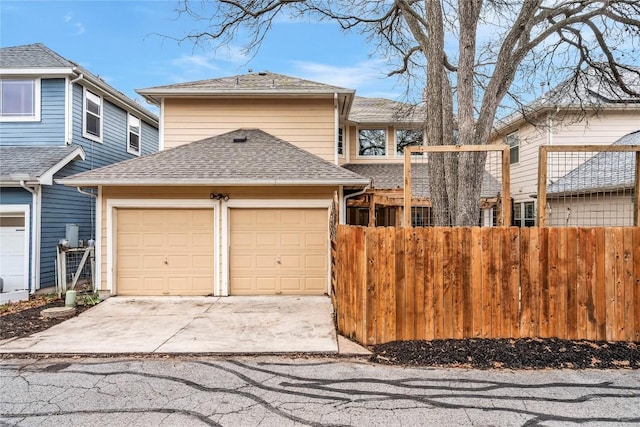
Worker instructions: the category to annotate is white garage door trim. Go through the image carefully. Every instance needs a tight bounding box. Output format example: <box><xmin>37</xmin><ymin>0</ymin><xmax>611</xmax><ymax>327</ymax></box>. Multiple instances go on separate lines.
<box><xmin>221</xmin><ymin>199</ymin><xmax>332</xmax><ymax>296</ymax></box>
<box><xmin>0</xmin><ymin>205</ymin><xmax>30</xmax><ymax>292</ymax></box>
<box><xmin>106</xmin><ymin>199</ymin><xmax>220</xmax><ymax>295</ymax></box>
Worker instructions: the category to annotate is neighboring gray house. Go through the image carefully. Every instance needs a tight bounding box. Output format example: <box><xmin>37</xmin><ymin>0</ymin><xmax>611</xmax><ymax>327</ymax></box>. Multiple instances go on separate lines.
<box><xmin>545</xmin><ymin>129</ymin><xmax>639</xmax><ymax>226</ymax></box>
<box><xmin>0</xmin><ymin>43</ymin><xmax>159</xmax><ymax>295</ymax></box>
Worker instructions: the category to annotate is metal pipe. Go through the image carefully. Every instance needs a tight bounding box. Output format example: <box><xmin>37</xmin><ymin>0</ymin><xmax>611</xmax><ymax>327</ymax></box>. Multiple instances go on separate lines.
<box><xmin>341</xmin><ymin>183</ymin><xmax>370</xmax><ymax>224</ymax></box>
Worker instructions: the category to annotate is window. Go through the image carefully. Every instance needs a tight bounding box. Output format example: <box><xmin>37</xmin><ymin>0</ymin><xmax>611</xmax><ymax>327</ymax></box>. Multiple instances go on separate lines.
<box><xmin>505</xmin><ymin>131</ymin><xmax>519</xmax><ymax>164</ymax></box>
<box><xmin>358</xmin><ymin>129</ymin><xmax>386</xmax><ymax>157</ymax></box>
<box><xmin>396</xmin><ymin>129</ymin><xmax>423</xmax><ymax>156</ymax></box>
<box><xmin>83</xmin><ymin>88</ymin><xmax>102</xmax><ymax>142</ymax></box>
<box><xmin>411</xmin><ymin>207</ymin><xmax>433</xmax><ymax>227</ymax></box>
<box><xmin>337</xmin><ymin>127</ymin><xmax>344</xmax><ymax>157</ymax></box>
<box><xmin>127</xmin><ymin>114</ymin><xmax>141</xmax><ymax>155</ymax></box>
<box><xmin>0</xmin><ymin>79</ymin><xmax>40</xmax><ymax>121</ymax></box>
<box><xmin>513</xmin><ymin>201</ymin><xmax>535</xmax><ymax>227</ymax></box>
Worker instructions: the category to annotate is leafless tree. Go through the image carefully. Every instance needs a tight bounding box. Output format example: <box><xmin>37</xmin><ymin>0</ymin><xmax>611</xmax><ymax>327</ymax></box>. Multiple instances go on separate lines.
<box><xmin>174</xmin><ymin>0</ymin><xmax>640</xmax><ymax>225</ymax></box>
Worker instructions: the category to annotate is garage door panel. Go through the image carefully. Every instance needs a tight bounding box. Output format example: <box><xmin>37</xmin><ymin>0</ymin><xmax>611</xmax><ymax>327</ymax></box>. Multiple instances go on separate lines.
<box><xmin>116</xmin><ymin>208</ymin><xmax>214</xmax><ymax>296</ymax></box>
<box><xmin>229</xmin><ymin>208</ymin><xmax>327</xmax><ymax>295</ymax></box>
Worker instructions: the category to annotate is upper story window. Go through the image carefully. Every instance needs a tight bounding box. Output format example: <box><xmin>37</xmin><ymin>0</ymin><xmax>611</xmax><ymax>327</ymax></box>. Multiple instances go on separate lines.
<box><xmin>83</xmin><ymin>88</ymin><xmax>102</xmax><ymax>142</ymax></box>
<box><xmin>358</xmin><ymin>128</ymin><xmax>386</xmax><ymax>157</ymax></box>
<box><xmin>0</xmin><ymin>78</ymin><xmax>40</xmax><ymax>121</ymax></box>
<box><xmin>505</xmin><ymin>130</ymin><xmax>519</xmax><ymax>164</ymax></box>
<box><xmin>127</xmin><ymin>114</ymin><xmax>141</xmax><ymax>156</ymax></box>
<box><xmin>396</xmin><ymin>129</ymin><xmax>423</xmax><ymax>156</ymax></box>
<box><xmin>337</xmin><ymin>127</ymin><xmax>344</xmax><ymax>157</ymax></box>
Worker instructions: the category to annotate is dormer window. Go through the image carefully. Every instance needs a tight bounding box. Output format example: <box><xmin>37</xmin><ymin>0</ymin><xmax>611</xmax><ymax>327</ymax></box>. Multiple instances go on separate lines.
<box><xmin>0</xmin><ymin>78</ymin><xmax>40</xmax><ymax>121</ymax></box>
<box><xmin>83</xmin><ymin>88</ymin><xmax>103</xmax><ymax>142</ymax></box>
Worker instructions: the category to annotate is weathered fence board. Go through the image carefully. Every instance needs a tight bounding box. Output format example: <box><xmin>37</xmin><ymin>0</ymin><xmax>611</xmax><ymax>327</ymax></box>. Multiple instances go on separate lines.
<box><xmin>333</xmin><ymin>225</ymin><xmax>640</xmax><ymax>345</ymax></box>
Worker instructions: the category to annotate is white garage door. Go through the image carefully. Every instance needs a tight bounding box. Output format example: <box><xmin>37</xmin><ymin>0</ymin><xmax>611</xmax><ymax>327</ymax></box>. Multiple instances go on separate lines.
<box><xmin>229</xmin><ymin>208</ymin><xmax>328</xmax><ymax>295</ymax></box>
<box><xmin>116</xmin><ymin>208</ymin><xmax>215</xmax><ymax>296</ymax></box>
<box><xmin>0</xmin><ymin>215</ymin><xmax>27</xmax><ymax>292</ymax></box>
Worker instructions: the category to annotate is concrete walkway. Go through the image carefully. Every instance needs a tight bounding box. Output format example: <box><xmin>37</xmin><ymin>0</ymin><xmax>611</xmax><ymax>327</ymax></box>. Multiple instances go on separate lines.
<box><xmin>0</xmin><ymin>296</ymin><xmax>370</xmax><ymax>355</ymax></box>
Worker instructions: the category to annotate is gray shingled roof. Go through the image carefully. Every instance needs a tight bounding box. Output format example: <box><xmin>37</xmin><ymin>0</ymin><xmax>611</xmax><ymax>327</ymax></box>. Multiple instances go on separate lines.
<box><xmin>0</xmin><ymin>145</ymin><xmax>84</xmax><ymax>183</ymax></box>
<box><xmin>342</xmin><ymin>163</ymin><xmax>502</xmax><ymax>199</ymax></box>
<box><xmin>0</xmin><ymin>43</ymin><xmax>74</xmax><ymax>68</ymax></box>
<box><xmin>138</xmin><ymin>72</ymin><xmax>353</xmax><ymax>94</ymax></box>
<box><xmin>349</xmin><ymin>97</ymin><xmax>426</xmax><ymax>124</ymax></box>
<box><xmin>59</xmin><ymin>129</ymin><xmax>369</xmax><ymax>186</ymax></box>
<box><xmin>1</xmin><ymin>43</ymin><xmax>157</xmax><ymax>123</ymax></box>
<box><xmin>495</xmin><ymin>65</ymin><xmax>640</xmax><ymax>130</ymax></box>
<box><xmin>547</xmin><ymin>130</ymin><xmax>640</xmax><ymax>196</ymax></box>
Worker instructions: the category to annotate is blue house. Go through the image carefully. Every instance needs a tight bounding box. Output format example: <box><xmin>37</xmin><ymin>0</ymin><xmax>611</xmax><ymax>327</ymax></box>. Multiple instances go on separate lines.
<box><xmin>0</xmin><ymin>43</ymin><xmax>159</xmax><ymax>296</ymax></box>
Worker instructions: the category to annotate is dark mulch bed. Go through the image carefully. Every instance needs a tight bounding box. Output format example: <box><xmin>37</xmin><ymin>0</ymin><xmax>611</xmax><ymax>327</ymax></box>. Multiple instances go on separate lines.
<box><xmin>372</xmin><ymin>338</ymin><xmax>640</xmax><ymax>369</ymax></box>
<box><xmin>0</xmin><ymin>296</ymin><xmax>93</xmax><ymax>341</ymax></box>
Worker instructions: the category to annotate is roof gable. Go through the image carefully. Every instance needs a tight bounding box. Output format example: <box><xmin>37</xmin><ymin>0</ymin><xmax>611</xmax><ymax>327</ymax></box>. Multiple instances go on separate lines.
<box><xmin>59</xmin><ymin>129</ymin><xmax>369</xmax><ymax>187</ymax></box>
<box><xmin>0</xmin><ymin>145</ymin><xmax>85</xmax><ymax>185</ymax></box>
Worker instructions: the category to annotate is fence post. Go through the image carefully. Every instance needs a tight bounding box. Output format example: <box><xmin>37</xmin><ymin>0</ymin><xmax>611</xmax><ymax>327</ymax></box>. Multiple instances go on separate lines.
<box><xmin>537</xmin><ymin>146</ymin><xmax>548</xmax><ymax>227</ymax></box>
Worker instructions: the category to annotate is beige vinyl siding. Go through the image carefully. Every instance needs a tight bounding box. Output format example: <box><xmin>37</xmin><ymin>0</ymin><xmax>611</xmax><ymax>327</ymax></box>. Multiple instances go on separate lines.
<box><xmin>163</xmin><ymin>98</ymin><xmax>336</xmax><ymax>162</ymax></box>
<box><xmin>547</xmin><ymin>194</ymin><xmax>634</xmax><ymax>226</ymax></box>
<box><xmin>99</xmin><ymin>186</ymin><xmax>336</xmax><ymax>291</ymax></box>
<box><xmin>490</xmin><ymin>110</ymin><xmax>640</xmax><ymax>204</ymax></box>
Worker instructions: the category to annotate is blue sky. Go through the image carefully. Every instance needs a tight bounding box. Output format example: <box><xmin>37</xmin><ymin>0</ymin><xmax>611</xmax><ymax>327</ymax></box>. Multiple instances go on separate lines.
<box><xmin>1</xmin><ymin>0</ymin><xmax>408</xmax><ymax>108</ymax></box>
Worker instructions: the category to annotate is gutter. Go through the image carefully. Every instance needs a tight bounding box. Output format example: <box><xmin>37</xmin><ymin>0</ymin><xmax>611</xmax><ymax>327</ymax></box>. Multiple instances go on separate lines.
<box><xmin>19</xmin><ymin>181</ymin><xmax>39</xmax><ymax>294</ymax></box>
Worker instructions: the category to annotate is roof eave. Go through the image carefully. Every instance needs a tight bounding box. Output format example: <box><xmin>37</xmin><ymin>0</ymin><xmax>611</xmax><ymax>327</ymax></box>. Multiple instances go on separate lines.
<box><xmin>0</xmin><ymin>67</ymin><xmax>75</xmax><ymax>77</ymax></box>
<box><xmin>58</xmin><ymin>178</ymin><xmax>370</xmax><ymax>187</ymax></box>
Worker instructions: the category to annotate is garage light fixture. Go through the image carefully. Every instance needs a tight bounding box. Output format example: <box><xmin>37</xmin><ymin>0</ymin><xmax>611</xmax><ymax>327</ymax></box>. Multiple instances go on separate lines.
<box><xmin>210</xmin><ymin>193</ymin><xmax>229</xmax><ymax>201</ymax></box>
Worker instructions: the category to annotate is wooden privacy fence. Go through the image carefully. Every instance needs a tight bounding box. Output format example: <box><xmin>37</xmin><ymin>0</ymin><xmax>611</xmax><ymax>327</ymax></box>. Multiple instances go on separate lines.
<box><xmin>334</xmin><ymin>225</ymin><xmax>640</xmax><ymax>345</ymax></box>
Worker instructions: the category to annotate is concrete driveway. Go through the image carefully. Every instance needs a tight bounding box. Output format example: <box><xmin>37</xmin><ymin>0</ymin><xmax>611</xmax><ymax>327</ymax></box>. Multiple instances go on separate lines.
<box><xmin>0</xmin><ymin>296</ymin><xmax>366</xmax><ymax>355</ymax></box>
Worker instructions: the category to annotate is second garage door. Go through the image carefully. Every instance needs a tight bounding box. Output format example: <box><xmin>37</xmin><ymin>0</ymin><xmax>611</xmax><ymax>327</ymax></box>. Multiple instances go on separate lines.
<box><xmin>229</xmin><ymin>208</ymin><xmax>328</xmax><ymax>295</ymax></box>
<box><xmin>116</xmin><ymin>208</ymin><xmax>214</xmax><ymax>296</ymax></box>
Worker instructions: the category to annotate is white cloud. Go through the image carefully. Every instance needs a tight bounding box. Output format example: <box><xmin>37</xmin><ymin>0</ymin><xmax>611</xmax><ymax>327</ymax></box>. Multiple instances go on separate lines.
<box><xmin>63</xmin><ymin>13</ymin><xmax>85</xmax><ymax>36</ymax></box>
<box><xmin>73</xmin><ymin>22</ymin><xmax>85</xmax><ymax>36</ymax></box>
<box><xmin>292</xmin><ymin>60</ymin><xmax>386</xmax><ymax>89</ymax></box>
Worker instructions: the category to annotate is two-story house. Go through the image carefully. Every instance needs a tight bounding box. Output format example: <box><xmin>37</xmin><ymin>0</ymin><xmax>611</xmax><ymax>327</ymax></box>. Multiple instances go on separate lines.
<box><xmin>489</xmin><ymin>66</ymin><xmax>640</xmax><ymax>226</ymax></box>
<box><xmin>60</xmin><ymin>72</ymin><xmax>369</xmax><ymax>298</ymax></box>
<box><xmin>0</xmin><ymin>43</ymin><xmax>159</xmax><ymax>298</ymax></box>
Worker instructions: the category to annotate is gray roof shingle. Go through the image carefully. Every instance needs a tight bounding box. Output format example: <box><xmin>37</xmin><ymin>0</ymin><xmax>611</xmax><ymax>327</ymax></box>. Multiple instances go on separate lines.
<box><xmin>349</xmin><ymin>97</ymin><xmax>426</xmax><ymax>124</ymax></box>
<box><xmin>138</xmin><ymin>72</ymin><xmax>353</xmax><ymax>94</ymax></box>
<box><xmin>0</xmin><ymin>43</ymin><xmax>74</xmax><ymax>68</ymax></box>
<box><xmin>342</xmin><ymin>163</ymin><xmax>502</xmax><ymax>199</ymax></box>
<box><xmin>0</xmin><ymin>145</ymin><xmax>84</xmax><ymax>182</ymax></box>
<box><xmin>547</xmin><ymin>130</ymin><xmax>640</xmax><ymax>196</ymax></box>
<box><xmin>59</xmin><ymin>129</ymin><xmax>369</xmax><ymax>186</ymax></box>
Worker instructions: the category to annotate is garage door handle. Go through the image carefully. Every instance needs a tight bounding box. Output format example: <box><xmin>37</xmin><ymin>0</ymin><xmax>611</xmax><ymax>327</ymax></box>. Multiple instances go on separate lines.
<box><xmin>164</xmin><ymin>257</ymin><xmax>168</xmax><ymax>265</ymax></box>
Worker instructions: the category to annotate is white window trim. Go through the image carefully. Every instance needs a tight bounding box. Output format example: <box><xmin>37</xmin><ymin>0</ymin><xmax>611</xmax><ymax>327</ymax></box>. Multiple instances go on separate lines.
<box><xmin>0</xmin><ymin>205</ymin><xmax>31</xmax><ymax>292</ymax></box>
<box><xmin>82</xmin><ymin>87</ymin><xmax>103</xmax><ymax>143</ymax></box>
<box><xmin>221</xmin><ymin>199</ymin><xmax>332</xmax><ymax>297</ymax></box>
<box><xmin>506</xmin><ymin>130</ymin><xmax>520</xmax><ymax>165</ymax></box>
<box><xmin>356</xmin><ymin>127</ymin><xmax>387</xmax><ymax>159</ymax></box>
<box><xmin>105</xmin><ymin>199</ymin><xmax>220</xmax><ymax>296</ymax></box>
<box><xmin>127</xmin><ymin>113</ymin><xmax>142</xmax><ymax>156</ymax></box>
<box><xmin>0</xmin><ymin>78</ymin><xmax>41</xmax><ymax>122</ymax></box>
<box><xmin>394</xmin><ymin>128</ymin><xmax>425</xmax><ymax>159</ymax></box>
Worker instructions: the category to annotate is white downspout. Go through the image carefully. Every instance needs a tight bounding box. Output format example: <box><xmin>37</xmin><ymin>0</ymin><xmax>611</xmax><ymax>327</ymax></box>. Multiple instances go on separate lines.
<box><xmin>341</xmin><ymin>184</ymin><xmax>370</xmax><ymax>224</ymax></box>
<box><xmin>334</xmin><ymin>93</ymin><xmax>339</xmax><ymax>165</ymax></box>
<box><xmin>67</xmin><ymin>70</ymin><xmax>84</xmax><ymax>145</ymax></box>
<box><xmin>19</xmin><ymin>181</ymin><xmax>39</xmax><ymax>294</ymax></box>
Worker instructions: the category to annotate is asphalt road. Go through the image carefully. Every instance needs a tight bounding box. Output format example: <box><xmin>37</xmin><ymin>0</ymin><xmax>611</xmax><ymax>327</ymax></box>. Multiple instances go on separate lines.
<box><xmin>1</xmin><ymin>356</ymin><xmax>639</xmax><ymax>426</ymax></box>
